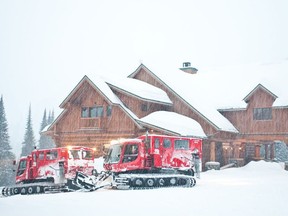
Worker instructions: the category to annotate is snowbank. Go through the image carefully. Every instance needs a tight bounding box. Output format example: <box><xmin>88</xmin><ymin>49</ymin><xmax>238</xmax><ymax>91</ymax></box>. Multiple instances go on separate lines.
<box><xmin>1</xmin><ymin>160</ymin><xmax>288</xmax><ymax>216</ymax></box>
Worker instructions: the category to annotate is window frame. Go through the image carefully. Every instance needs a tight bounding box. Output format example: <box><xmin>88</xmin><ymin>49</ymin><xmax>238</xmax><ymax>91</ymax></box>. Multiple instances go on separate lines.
<box><xmin>81</xmin><ymin>106</ymin><xmax>104</xmax><ymax>118</ymax></box>
<box><xmin>253</xmin><ymin>107</ymin><xmax>272</xmax><ymax>120</ymax></box>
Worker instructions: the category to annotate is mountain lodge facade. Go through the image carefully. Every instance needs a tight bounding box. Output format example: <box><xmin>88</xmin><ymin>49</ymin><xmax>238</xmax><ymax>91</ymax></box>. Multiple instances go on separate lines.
<box><xmin>44</xmin><ymin>63</ymin><xmax>288</xmax><ymax>168</ymax></box>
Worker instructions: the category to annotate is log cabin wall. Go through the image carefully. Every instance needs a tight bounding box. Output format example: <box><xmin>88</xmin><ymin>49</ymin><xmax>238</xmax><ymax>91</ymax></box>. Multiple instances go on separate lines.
<box><xmin>219</xmin><ymin>87</ymin><xmax>288</xmax><ymax>164</ymax></box>
<box><xmin>49</xmin><ymin>80</ymin><xmax>141</xmax><ymax>156</ymax></box>
<box><xmin>220</xmin><ymin>88</ymin><xmax>288</xmax><ymax>141</ymax></box>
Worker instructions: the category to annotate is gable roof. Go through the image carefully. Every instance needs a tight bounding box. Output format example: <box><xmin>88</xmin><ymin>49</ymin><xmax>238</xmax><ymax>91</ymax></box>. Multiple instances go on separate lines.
<box><xmin>129</xmin><ymin>64</ymin><xmax>238</xmax><ymax>133</ymax></box>
<box><xmin>48</xmin><ymin>75</ymin><xmax>143</xmax><ymax>131</ymax></box>
<box><xmin>59</xmin><ymin>75</ymin><xmax>120</xmax><ymax>108</ymax></box>
<box><xmin>243</xmin><ymin>83</ymin><xmax>278</xmax><ymax>103</ymax></box>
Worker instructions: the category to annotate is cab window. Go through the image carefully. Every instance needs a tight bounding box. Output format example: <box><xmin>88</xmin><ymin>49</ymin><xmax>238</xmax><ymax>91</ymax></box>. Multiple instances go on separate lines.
<box><xmin>17</xmin><ymin>160</ymin><xmax>27</xmax><ymax>176</ymax></box>
<box><xmin>122</xmin><ymin>144</ymin><xmax>138</xmax><ymax>163</ymax></box>
<box><xmin>105</xmin><ymin>144</ymin><xmax>122</xmax><ymax>163</ymax></box>
<box><xmin>175</xmin><ymin>140</ymin><xmax>189</xmax><ymax>150</ymax></box>
<box><xmin>163</xmin><ymin>139</ymin><xmax>171</xmax><ymax>148</ymax></box>
<box><xmin>39</xmin><ymin>152</ymin><xmax>44</xmax><ymax>160</ymax></box>
<box><xmin>46</xmin><ymin>150</ymin><xmax>58</xmax><ymax>160</ymax></box>
<box><xmin>82</xmin><ymin>150</ymin><xmax>93</xmax><ymax>159</ymax></box>
<box><xmin>154</xmin><ymin>138</ymin><xmax>160</xmax><ymax>149</ymax></box>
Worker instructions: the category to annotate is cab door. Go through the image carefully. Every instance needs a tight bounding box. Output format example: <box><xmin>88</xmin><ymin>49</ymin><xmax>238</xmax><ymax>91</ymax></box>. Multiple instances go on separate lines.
<box><xmin>15</xmin><ymin>158</ymin><xmax>29</xmax><ymax>183</ymax></box>
<box><xmin>160</xmin><ymin>138</ymin><xmax>173</xmax><ymax>167</ymax></box>
<box><xmin>151</xmin><ymin>137</ymin><xmax>162</xmax><ymax>168</ymax></box>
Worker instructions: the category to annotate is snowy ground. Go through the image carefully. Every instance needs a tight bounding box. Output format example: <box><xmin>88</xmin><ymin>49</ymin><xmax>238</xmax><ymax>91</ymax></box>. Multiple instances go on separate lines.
<box><xmin>1</xmin><ymin>161</ymin><xmax>288</xmax><ymax>216</ymax></box>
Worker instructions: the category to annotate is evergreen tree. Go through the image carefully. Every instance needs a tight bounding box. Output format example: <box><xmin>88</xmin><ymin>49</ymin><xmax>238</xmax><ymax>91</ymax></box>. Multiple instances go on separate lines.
<box><xmin>47</xmin><ymin>110</ymin><xmax>54</xmax><ymax>125</ymax></box>
<box><xmin>38</xmin><ymin>109</ymin><xmax>56</xmax><ymax>149</ymax></box>
<box><xmin>40</xmin><ymin>109</ymin><xmax>47</xmax><ymax>132</ymax></box>
<box><xmin>0</xmin><ymin>95</ymin><xmax>15</xmax><ymax>186</ymax></box>
<box><xmin>21</xmin><ymin>105</ymin><xmax>36</xmax><ymax>156</ymax></box>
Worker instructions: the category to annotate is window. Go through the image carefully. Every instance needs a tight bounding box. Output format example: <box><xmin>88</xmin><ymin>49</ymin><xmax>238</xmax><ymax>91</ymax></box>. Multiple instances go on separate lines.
<box><xmin>81</xmin><ymin>106</ymin><xmax>104</xmax><ymax>118</ymax></box>
<box><xmin>141</xmin><ymin>104</ymin><xmax>148</xmax><ymax>112</ymax></box>
<box><xmin>175</xmin><ymin>140</ymin><xmax>189</xmax><ymax>150</ymax></box>
<box><xmin>69</xmin><ymin>150</ymin><xmax>80</xmax><ymax>159</ymax></box>
<box><xmin>39</xmin><ymin>152</ymin><xmax>44</xmax><ymax>160</ymax></box>
<box><xmin>123</xmin><ymin>144</ymin><xmax>139</xmax><ymax>163</ymax></box>
<box><xmin>96</xmin><ymin>106</ymin><xmax>104</xmax><ymax>117</ymax></box>
<box><xmin>46</xmin><ymin>151</ymin><xmax>58</xmax><ymax>160</ymax></box>
<box><xmin>90</xmin><ymin>107</ymin><xmax>97</xmax><ymax>117</ymax></box>
<box><xmin>105</xmin><ymin>144</ymin><xmax>122</xmax><ymax>163</ymax></box>
<box><xmin>154</xmin><ymin>138</ymin><xmax>160</xmax><ymax>149</ymax></box>
<box><xmin>81</xmin><ymin>107</ymin><xmax>89</xmax><ymax>118</ymax></box>
<box><xmin>82</xmin><ymin>150</ymin><xmax>93</xmax><ymax>159</ymax></box>
<box><xmin>17</xmin><ymin>160</ymin><xmax>27</xmax><ymax>176</ymax></box>
<box><xmin>253</xmin><ymin>108</ymin><xmax>272</xmax><ymax>120</ymax></box>
<box><xmin>163</xmin><ymin>139</ymin><xmax>171</xmax><ymax>148</ymax></box>
<box><xmin>107</xmin><ymin>106</ymin><xmax>112</xmax><ymax>116</ymax></box>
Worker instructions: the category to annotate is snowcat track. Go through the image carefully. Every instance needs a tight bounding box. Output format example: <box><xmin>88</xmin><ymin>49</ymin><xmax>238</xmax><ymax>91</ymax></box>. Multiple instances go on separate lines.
<box><xmin>113</xmin><ymin>174</ymin><xmax>196</xmax><ymax>190</ymax></box>
<box><xmin>0</xmin><ymin>183</ymin><xmax>73</xmax><ymax>197</ymax></box>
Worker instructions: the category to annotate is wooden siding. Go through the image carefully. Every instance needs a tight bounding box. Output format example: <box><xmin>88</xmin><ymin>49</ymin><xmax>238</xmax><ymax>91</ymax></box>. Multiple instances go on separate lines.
<box><xmin>220</xmin><ymin>88</ymin><xmax>288</xmax><ymax>140</ymax></box>
<box><xmin>49</xmin><ymin>80</ymin><xmax>141</xmax><ymax>156</ymax></box>
<box><xmin>111</xmin><ymin>89</ymin><xmax>171</xmax><ymax>118</ymax></box>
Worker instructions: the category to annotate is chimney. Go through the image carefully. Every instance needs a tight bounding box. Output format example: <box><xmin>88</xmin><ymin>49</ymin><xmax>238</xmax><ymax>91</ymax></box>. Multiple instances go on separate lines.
<box><xmin>179</xmin><ymin>62</ymin><xmax>198</xmax><ymax>74</ymax></box>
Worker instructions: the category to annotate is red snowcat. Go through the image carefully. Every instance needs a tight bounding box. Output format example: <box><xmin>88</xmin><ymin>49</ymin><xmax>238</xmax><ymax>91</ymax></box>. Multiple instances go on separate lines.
<box><xmin>1</xmin><ymin>134</ymin><xmax>202</xmax><ymax>196</ymax></box>
<box><xmin>1</xmin><ymin>146</ymin><xmax>96</xmax><ymax>196</ymax></box>
<box><xmin>75</xmin><ymin>134</ymin><xmax>202</xmax><ymax>190</ymax></box>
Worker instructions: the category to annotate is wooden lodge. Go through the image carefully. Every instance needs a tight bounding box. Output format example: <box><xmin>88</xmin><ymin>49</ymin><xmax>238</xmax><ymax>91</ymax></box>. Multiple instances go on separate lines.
<box><xmin>44</xmin><ymin>62</ymin><xmax>288</xmax><ymax>168</ymax></box>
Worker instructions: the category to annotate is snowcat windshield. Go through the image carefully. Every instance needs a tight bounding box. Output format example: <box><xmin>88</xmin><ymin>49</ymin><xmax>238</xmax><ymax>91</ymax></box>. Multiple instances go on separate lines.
<box><xmin>69</xmin><ymin>149</ymin><xmax>93</xmax><ymax>160</ymax></box>
<box><xmin>105</xmin><ymin>144</ymin><xmax>122</xmax><ymax>163</ymax></box>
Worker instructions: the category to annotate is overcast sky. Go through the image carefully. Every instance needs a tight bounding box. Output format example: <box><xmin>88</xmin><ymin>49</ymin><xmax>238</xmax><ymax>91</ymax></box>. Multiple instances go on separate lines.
<box><xmin>1</xmin><ymin>0</ymin><xmax>288</xmax><ymax>156</ymax></box>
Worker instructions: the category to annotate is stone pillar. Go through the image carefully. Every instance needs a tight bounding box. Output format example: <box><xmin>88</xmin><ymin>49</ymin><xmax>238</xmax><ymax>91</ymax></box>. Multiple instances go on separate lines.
<box><xmin>210</xmin><ymin>141</ymin><xmax>216</xmax><ymax>161</ymax></box>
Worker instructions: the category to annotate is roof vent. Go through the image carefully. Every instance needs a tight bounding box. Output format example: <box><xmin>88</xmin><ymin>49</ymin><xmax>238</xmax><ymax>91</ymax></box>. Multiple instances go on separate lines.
<box><xmin>179</xmin><ymin>62</ymin><xmax>198</xmax><ymax>74</ymax></box>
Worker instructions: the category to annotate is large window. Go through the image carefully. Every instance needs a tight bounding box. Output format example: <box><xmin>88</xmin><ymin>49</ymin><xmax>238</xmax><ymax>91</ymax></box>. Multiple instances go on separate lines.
<box><xmin>253</xmin><ymin>108</ymin><xmax>272</xmax><ymax>120</ymax></box>
<box><xmin>81</xmin><ymin>106</ymin><xmax>104</xmax><ymax>118</ymax></box>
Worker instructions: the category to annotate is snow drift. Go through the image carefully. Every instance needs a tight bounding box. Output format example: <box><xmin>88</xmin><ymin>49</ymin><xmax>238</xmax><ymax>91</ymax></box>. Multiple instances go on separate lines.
<box><xmin>1</xmin><ymin>160</ymin><xmax>288</xmax><ymax>216</ymax></box>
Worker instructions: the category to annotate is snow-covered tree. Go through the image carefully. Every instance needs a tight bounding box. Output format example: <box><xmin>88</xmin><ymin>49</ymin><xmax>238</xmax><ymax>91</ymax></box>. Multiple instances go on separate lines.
<box><xmin>0</xmin><ymin>95</ymin><xmax>15</xmax><ymax>186</ymax></box>
<box><xmin>21</xmin><ymin>105</ymin><xmax>36</xmax><ymax>156</ymax></box>
<box><xmin>38</xmin><ymin>109</ymin><xmax>56</xmax><ymax>149</ymax></box>
<box><xmin>47</xmin><ymin>110</ymin><xmax>54</xmax><ymax>125</ymax></box>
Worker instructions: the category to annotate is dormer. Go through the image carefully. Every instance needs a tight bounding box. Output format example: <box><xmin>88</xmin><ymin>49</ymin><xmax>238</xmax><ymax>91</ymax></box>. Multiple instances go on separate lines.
<box><xmin>243</xmin><ymin>84</ymin><xmax>278</xmax><ymax>108</ymax></box>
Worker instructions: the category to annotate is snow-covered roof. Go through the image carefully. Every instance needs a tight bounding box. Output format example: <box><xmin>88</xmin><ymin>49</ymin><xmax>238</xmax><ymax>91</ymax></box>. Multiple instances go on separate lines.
<box><xmin>105</xmin><ymin>77</ymin><xmax>172</xmax><ymax>105</ymax></box>
<box><xmin>129</xmin><ymin>64</ymin><xmax>238</xmax><ymax>133</ymax></box>
<box><xmin>137</xmin><ymin>111</ymin><xmax>206</xmax><ymax>138</ymax></box>
<box><xmin>129</xmin><ymin>60</ymin><xmax>288</xmax><ymax>133</ymax></box>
